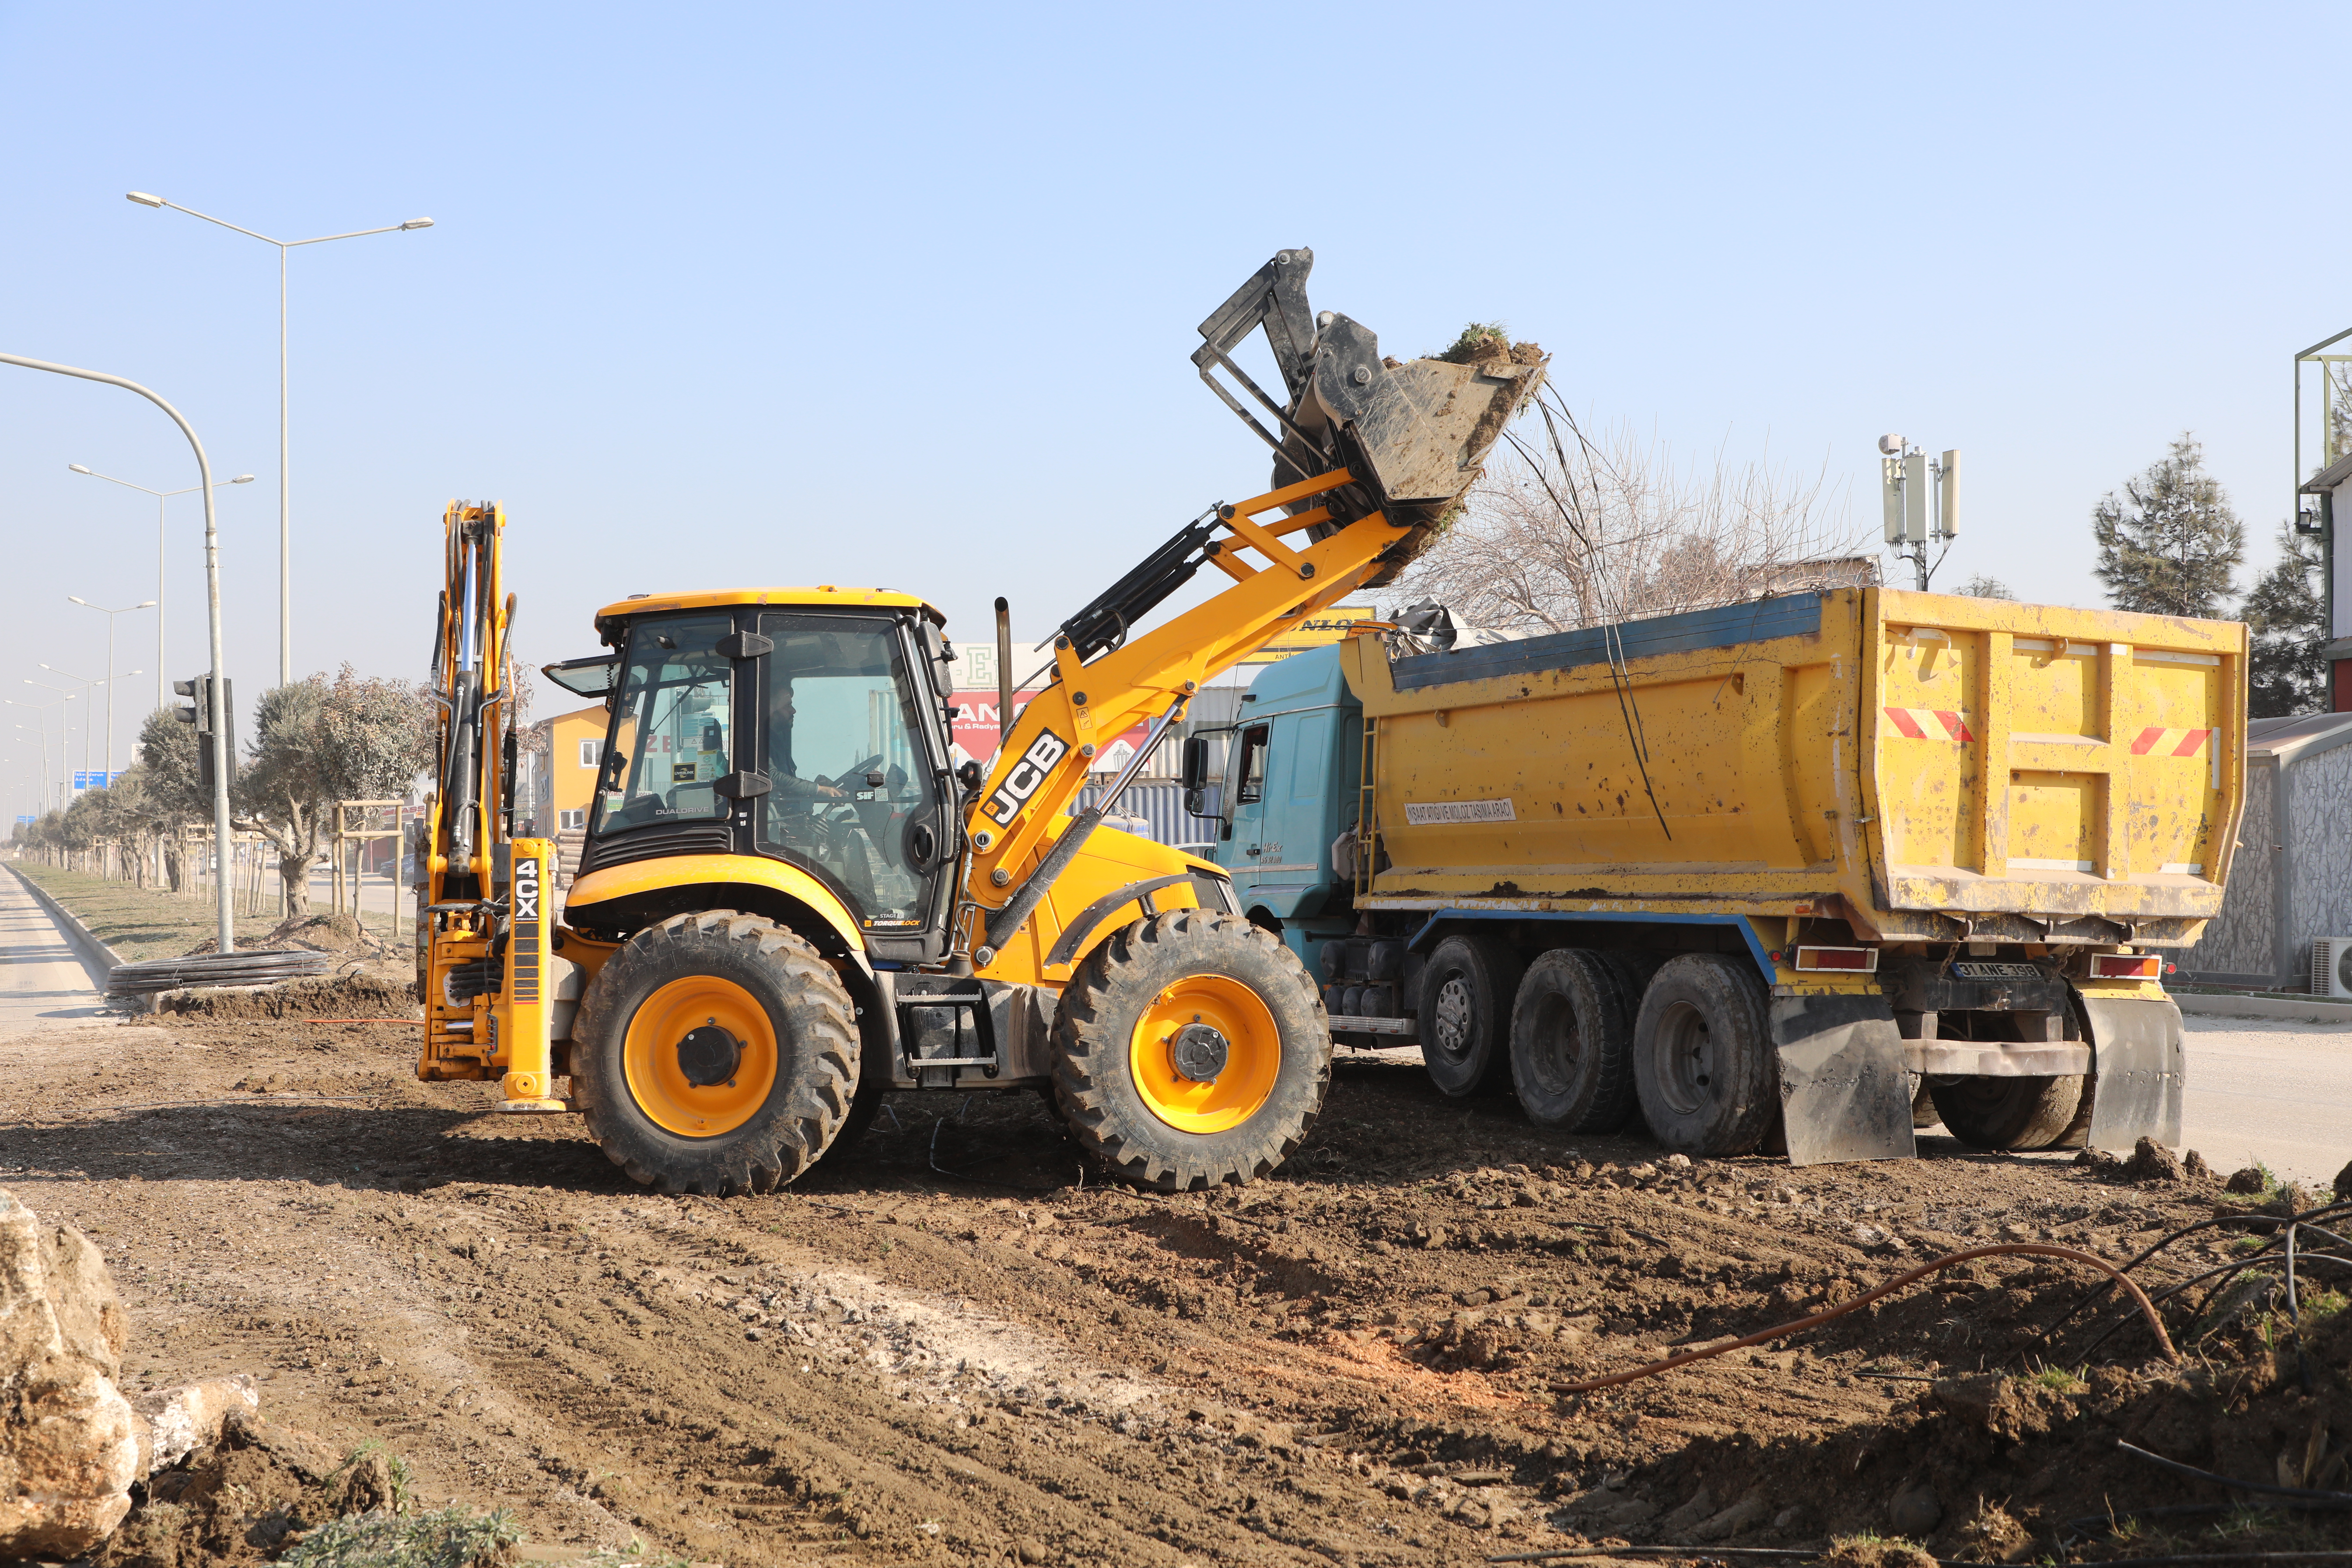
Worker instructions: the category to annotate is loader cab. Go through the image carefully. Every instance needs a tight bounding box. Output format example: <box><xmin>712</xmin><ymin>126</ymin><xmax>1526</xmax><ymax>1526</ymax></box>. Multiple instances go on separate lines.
<box><xmin>574</xmin><ymin>589</ymin><xmax>960</xmax><ymax>961</ymax></box>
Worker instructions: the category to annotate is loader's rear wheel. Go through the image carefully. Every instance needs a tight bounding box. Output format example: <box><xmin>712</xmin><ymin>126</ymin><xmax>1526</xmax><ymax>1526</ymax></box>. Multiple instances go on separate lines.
<box><xmin>1632</xmin><ymin>953</ymin><xmax>1778</xmax><ymax>1157</ymax></box>
<box><xmin>572</xmin><ymin>910</ymin><xmax>858</xmax><ymax>1195</ymax></box>
<box><xmin>1051</xmin><ymin>909</ymin><xmax>1328</xmax><ymax>1191</ymax></box>
<box><xmin>1509</xmin><ymin>949</ymin><xmax>1638</xmax><ymax>1132</ymax></box>
<box><xmin>1927</xmin><ymin>1074</ymin><xmax>2085</xmax><ymax>1151</ymax></box>
<box><xmin>1417</xmin><ymin>934</ymin><xmax>1522</xmax><ymax>1099</ymax></box>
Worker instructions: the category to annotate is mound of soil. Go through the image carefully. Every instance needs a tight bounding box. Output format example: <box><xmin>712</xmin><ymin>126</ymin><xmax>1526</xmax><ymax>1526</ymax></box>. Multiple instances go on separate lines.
<box><xmin>1611</xmin><ymin>1241</ymin><xmax>2352</xmax><ymax>1562</ymax></box>
<box><xmin>157</xmin><ymin>972</ymin><xmax>418</xmax><ymax>1022</ymax></box>
<box><xmin>97</xmin><ymin>1410</ymin><xmax>510</xmax><ymax>1568</ymax></box>
<box><xmin>183</xmin><ymin>912</ymin><xmax>388</xmax><ymax>959</ymax></box>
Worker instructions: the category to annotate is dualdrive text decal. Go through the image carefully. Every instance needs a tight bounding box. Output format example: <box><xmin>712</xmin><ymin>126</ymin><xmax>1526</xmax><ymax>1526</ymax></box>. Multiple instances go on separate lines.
<box><xmin>983</xmin><ymin>729</ymin><xmax>1070</xmax><ymax>826</ymax></box>
<box><xmin>1403</xmin><ymin>798</ymin><xmax>1516</xmax><ymax>826</ymax></box>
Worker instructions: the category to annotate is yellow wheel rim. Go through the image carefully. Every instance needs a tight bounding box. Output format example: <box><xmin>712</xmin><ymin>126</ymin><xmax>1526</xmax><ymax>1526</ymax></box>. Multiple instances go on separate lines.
<box><xmin>1128</xmin><ymin>973</ymin><xmax>1282</xmax><ymax>1135</ymax></box>
<box><xmin>622</xmin><ymin>975</ymin><xmax>778</xmax><ymax>1138</ymax></box>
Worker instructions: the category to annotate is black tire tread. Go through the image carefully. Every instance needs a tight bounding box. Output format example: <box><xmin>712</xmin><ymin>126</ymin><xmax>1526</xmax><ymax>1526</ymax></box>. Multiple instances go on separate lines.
<box><xmin>572</xmin><ymin>909</ymin><xmax>858</xmax><ymax>1196</ymax></box>
<box><xmin>1051</xmin><ymin>909</ymin><xmax>1328</xmax><ymax>1191</ymax></box>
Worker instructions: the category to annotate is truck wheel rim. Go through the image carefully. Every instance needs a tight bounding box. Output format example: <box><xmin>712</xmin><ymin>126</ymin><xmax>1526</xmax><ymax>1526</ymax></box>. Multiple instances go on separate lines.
<box><xmin>1653</xmin><ymin>1000</ymin><xmax>1714</xmax><ymax>1116</ymax></box>
<box><xmin>623</xmin><ymin>976</ymin><xmax>778</xmax><ymax>1138</ymax></box>
<box><xmin>1524</xmin><ymin>990</ymin><xmax>1578</xmax><ymax>1094</ymax></box>
<box><xmin>1432</xmin><ymin>975</ymin><xmax>1475</xmax><ymax>1062</ymax></box>
<box><xmin>1128</xmin><ymin>973</ymin><xmax>1281</xmax><ymax>1134</ymax></box>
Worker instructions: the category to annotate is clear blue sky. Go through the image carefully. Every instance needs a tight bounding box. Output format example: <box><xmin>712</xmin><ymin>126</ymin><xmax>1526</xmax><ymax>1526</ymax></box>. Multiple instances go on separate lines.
<box><xmin>4</xmin><ymin>1</ymin><xmax>2346</xmax><ymax>817</ymax></box>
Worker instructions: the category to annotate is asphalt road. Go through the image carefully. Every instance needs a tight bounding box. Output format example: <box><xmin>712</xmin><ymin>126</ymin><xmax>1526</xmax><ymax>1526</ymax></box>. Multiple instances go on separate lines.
<box><xmin>0</xmin><ymin>864</ymin><xmax>109</xmax><ymax>1033</ymax></box>
<box><xmin>2178</xmin><ymin>1014</ymin><xmax>2352</xmax><ymax>1192</ymax></box>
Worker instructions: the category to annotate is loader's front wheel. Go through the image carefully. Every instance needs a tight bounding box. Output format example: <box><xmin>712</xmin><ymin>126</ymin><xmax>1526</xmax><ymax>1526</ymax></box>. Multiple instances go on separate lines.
<box><xmin>1052</xmin><ymin>910</ymin><xmax>1328</xmax><ymax>1191</ymax></box>
<box><xmin>1927</xmin><ymin>1074</ymin><xmax>2085</xmax><ymax>1151</ymax></box>
<box><xmin>572</xmin><ymin>910</ymin><xmax>858</xmax><ymax>1195</ymax></box>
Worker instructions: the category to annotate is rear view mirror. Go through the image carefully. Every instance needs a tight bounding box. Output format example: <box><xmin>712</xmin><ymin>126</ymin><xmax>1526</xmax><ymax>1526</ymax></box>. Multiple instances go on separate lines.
<box><xmin>1180</xmin><ymin>735</ymin><xmax>1210</xmax><ymax>792</ymax></box>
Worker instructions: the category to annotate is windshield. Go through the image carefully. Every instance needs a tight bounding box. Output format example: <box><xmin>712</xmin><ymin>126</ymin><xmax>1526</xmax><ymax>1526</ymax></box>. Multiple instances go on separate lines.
<box><xmin>760</xmin><ymin>614</ymin><xmax>940</xmax><ymax>925</ymax></box>
<box><xmin>593</xmin><ymin>614</ymin><xmax>734</xmax><ymax>834</ymax></box>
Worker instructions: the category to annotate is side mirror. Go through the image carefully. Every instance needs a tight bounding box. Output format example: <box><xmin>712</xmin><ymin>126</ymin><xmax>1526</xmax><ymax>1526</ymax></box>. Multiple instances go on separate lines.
<box><xmin>1180</xmin><ymin>735</ymin><xmax>1210</xmax><ymax>792</ymax></box>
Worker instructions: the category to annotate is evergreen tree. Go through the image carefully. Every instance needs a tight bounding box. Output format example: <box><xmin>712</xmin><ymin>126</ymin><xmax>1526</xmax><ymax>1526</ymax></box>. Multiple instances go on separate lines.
<box><xmin>2245</xmin><ymin>524</ymin><xmax>2328</xmax><ymax>717</ymax></box>
<box><xmin>2091</xmin><ymin>434</ymin><xmax>2244</xmax><ymax>617</ymax></box>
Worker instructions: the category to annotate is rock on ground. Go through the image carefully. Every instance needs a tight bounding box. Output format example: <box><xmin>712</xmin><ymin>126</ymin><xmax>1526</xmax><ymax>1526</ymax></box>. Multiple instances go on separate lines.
<box><xmin>0</xmin><ymin>1188</ymin><xmax>138</xmax><ymax>1557</ymax></box>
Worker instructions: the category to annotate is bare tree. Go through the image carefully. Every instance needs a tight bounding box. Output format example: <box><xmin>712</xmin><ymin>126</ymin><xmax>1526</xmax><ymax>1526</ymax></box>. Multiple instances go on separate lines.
<box><xmin>1396</xmin><ymin>415</ymin><xmax>1864</xmax><ymax>633</ymax></box>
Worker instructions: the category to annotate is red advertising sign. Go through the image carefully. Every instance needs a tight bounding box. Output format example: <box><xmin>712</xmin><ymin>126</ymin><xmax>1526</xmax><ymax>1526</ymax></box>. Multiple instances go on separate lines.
<box><xmin>948</xmin><ymin>692</ymin><xmax>1148</xmax><ymax>765</ymax></box>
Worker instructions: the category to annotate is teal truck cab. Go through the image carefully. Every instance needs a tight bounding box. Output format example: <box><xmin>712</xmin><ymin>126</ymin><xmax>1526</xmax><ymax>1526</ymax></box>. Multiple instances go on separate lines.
<box><xmin>1194</xmin><ymin>645</ymin><xmax>1367</xmax><ymax>988</ymax></box>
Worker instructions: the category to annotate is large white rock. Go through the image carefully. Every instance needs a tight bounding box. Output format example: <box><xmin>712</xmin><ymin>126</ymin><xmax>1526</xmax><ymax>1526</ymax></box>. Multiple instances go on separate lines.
<box><xmin>0</xmin><ymin>1189</ymin><xmax>139</xmax><ymax>1557</ymax></box>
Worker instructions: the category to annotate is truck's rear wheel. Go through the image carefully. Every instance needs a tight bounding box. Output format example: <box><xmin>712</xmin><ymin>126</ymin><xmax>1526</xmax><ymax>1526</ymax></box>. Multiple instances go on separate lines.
<box><xmin>1051</xmin><ymin>910</ymin><xmax>1328</xmax><ymax>1191</ymax></box>
<box><xmin>1417</xmin><ymin>934</ymin><xmax>1522</xmax><ymax>1098</ymax></box>
<box><xmin>1510</xmin><ymin>949</ymin><xmax>1638</xmax><ymax>1132</ymax></box>
<box><xmin>572</xmin><ymin>910</ymin><xmax>858</xmax><ymax>1195</ymax></box>
<box><xmin>1927</xmin><ymin>1074</ymin><xmax>2084</xmax><ymax>1151</ymax></box>
<box><xmin>1632</xmin><ymin>954</ymin><xmax>1778</xmax><ymax>1156</ymax></box>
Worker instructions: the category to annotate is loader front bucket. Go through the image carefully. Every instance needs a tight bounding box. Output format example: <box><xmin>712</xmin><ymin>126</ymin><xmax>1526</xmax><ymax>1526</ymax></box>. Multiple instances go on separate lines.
<box><xmin>1191</xmin><ymin>248</ymin><xmax>1544</xmax><ymax>582</ymax></box>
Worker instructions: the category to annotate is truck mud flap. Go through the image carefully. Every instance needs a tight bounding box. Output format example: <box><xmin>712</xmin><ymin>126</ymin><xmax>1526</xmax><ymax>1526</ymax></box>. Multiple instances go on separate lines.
<box><xmin>2078</xmin><ymin>994</ymin><xmax>2184</xmax><ymax>1153</ymax></box>
<box><xmin>1771</xmin><ymin>994</ymin><xmax>1916</xmax><ymax>1166</ymax></box>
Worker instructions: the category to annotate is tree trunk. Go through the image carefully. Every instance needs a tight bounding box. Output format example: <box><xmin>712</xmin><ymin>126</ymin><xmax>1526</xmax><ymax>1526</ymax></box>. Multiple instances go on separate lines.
<box><xmin>279</xmin><ymin>850</ymin><xmax>315</xmax><ymax>917</ymax></box>
<box><xmin>165</xmin><ymin>839</ymin><xmax>186</xmax><ymax>894</ymax></box>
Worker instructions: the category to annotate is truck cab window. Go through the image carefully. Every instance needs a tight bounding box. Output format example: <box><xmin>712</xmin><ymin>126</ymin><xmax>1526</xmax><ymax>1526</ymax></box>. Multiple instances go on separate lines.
<box><xmin>1236</xmin><ymin>725</ymin><xmax>1270</xmax><ymax>805</ymax></box>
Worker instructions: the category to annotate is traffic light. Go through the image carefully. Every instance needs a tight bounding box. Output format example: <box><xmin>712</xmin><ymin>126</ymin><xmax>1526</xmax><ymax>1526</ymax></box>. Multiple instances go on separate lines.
<box><xmin>172</xmin><ymin>674</ymin><xmax>234</xmax><ymax>794</ymax></box>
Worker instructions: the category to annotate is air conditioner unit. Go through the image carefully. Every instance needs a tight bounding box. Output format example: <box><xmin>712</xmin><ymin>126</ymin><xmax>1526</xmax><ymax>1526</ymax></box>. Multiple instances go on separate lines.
<box><xmin>2312</xmin><ymin>938</ymin><xmax>2352</xmax><ymax>1000</ymax></box>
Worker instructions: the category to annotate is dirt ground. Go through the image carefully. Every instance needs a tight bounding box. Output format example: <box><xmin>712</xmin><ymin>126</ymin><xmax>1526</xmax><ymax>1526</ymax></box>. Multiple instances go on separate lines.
<box><xmin>5</xmin><ymin>985</ymin><xmax>2348</xmax><ymax>1568</ymax></box>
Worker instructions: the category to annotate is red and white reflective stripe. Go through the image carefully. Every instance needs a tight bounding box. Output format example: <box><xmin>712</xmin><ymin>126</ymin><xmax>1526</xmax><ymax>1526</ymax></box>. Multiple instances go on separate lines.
<box><xmin>1794</xmin><ymin>946</ymin><xmax>1878</xmax><ymax>972</ymax></box>
<box><xmin>2129</xmin><ymin>726</ymin><xmax>2212</xmax><ymax>757</ymax></box>
<box><xmin>2090</xmin><ymin>953</ymin><xmax>2160</xmax><ymax>980</ymax></box>
<box><xmin>1884</xmin><ymin>707</ymin><xmax>1975</xmax><ymax>742</ymax></box>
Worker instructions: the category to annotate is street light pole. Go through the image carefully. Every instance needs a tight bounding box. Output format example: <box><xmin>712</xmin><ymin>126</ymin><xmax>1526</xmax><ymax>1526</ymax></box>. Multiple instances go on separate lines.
<box><xmin>37</xmin><ymin>668</ymin><xmax>146</xmax><ymax>786</ymax></box>
<box><xmin>70</xmin><ymin>467</ymin><xmax>253</xmax><ymax>713</ymax></box>
<box><xmin>125</xmin><ymin>193</ymin><xmax>433</xmax><ymax>686</ymax></box>
<box><xmin>6</xmin><ymin>719</ymin><xmax>50</xmax><ymax>813</ymax></box>
<box><xmin>64</xmin><ymin>599</ymin><xmax>155</xmax><ymax>778</ymax></box>
<box><xmin>0</xmin><ymin>349</ymin><xmax>238</xmax><ymax>953</ymax></box>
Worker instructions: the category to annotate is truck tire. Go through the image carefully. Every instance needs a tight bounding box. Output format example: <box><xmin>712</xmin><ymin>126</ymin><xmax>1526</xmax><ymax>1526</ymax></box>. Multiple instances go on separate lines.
<box><xmin>1418</xmin><ymin>934</ymin><xmax>1522</xmax><ymax>1098</ymax></box>
<box><xmin>571</xmin><ymin>910</ymin><xmax>859</xmax><ymax>1196</ymax></box>
<box><xmin>1051</xmin><ymin>909</ymin><xmax>1328</xmax><ymax>1191</ymax></box>
<box><xmin>1510</xmin><ymin>949</ymin><xmax>1638</xmax><ymax>1132</ymax></box>
<box><xmin>1927</xmin><ymin>1074</ymin><xmax>2085</xmax><ymax>1151</ymax></box>
<box><xmin>1632</xmin><ymin>953</ymin><xmax>1778</xmax><ymax>1156</ymax></box>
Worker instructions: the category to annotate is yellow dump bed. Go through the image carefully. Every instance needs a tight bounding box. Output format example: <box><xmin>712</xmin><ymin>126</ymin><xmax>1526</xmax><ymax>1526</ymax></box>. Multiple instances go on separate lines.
<box><xmin>1339</xmin><ymin>587</ymin><xmax>2246</xmax><ymax>946</ymax></box>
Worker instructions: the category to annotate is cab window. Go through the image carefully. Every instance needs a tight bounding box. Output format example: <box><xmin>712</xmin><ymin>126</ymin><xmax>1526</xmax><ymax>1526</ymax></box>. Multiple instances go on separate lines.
<box><xmin>1235</xmin><ymin>724</ymin><xmax>1270</xmax><ymax>805</ymax></box>
<box><xmin>593</xmin><ymin>615</ymin><xmax>733</xmax><ymax>834</ymax></box>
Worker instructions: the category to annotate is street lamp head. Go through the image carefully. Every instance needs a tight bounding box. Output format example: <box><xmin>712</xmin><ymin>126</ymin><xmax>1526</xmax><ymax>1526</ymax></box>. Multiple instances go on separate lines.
<box><xmin>401</xmin><ymin>217</ymin><xmax>434</xmax><ymax>230</ymax></box>
<box><xmin>66</xmin><ymin>596</ymin><xmax>89</xmax><ymax>607</ymax></box>
<box><xmin>134</xmin><ymin>602</ymin><xmax>156</xmax><ymax>610</ymax></box>
<box><xmin>229</xmin><ymin>474</ymin><xmax>255</xmax><ymax>484</ymax></box>
<box><xmin>68</xmin><ymin>464</ymin><xmax>92</xmax><ymax>475</ymax></box>
<box><xmin>125</xmin><ymin>192</ymin><xmax>164</xmax><ymax>208</ymax></box>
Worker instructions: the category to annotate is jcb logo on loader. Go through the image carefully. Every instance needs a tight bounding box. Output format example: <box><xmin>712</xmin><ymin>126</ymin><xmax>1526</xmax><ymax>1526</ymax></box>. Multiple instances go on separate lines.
<box><xmin>983</xmin><ymin>729</ymin><xmax>1069</xmax><ymax>826</ymax></box>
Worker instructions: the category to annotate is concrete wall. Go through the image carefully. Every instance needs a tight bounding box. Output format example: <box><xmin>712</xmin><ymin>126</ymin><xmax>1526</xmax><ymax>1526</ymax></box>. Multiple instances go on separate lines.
<box><xmin>2284</xmin><ymin>737</ymin><xmax>2352</xmax><ymax>983</ymax></box>
<box><xmin>2178</xmin><ymin>756</ymin><xmax>2277</xmax><ymax>985</ymax></box>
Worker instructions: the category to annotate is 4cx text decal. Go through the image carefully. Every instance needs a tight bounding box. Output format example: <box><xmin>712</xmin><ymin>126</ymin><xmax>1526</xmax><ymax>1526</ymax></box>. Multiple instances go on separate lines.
<box><xmin>982</xmin><ymin>728</ymin><xmax>1069</xmax><ymax>826</ymax></box>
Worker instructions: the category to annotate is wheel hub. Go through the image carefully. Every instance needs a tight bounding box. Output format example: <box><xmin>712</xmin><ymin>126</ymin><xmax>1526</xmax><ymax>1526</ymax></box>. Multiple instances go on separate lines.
<box><xmin>1168</xmin><ymin>1020</ymin><xmax>1230</xmax><ymax>1083</ymax></box>
<box><xmin>677</xmin><ymin>1021</ymin><xmax>743</xmax><ymax>1087</ymax></box>
<box><xmin>1432</xmin><ymin>976</ymin><xmax>1474</xmax><ymax>1058</ymax></box>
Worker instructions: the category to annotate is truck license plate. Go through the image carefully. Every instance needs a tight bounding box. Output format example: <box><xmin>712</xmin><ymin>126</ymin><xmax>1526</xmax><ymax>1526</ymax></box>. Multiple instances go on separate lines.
<box><xmin>1951</xmin><ymin>961</ymin><xmax>2043</xmax><ymax>980</ymax></box>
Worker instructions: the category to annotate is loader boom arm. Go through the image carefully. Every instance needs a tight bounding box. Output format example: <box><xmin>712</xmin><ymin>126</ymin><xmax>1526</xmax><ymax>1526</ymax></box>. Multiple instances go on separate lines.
<box><xmin>961</xmin><ymin>249</ymin><xmax>1544</xmax><ymax>960</ymax></box>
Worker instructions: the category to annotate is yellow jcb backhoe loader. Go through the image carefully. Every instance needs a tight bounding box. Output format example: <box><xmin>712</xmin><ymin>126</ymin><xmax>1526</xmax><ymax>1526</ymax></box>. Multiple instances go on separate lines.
<box><xmin>415</xmin><ymin>249</ymin><xmax>1544</xmax><ymax>1194</ymax></box>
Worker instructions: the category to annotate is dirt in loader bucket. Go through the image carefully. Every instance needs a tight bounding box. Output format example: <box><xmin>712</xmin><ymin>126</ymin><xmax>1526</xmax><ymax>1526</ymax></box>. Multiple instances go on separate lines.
<box><xmin>1281</xmin><ymin>319</ymin><xmax>1547</xmax><ymax>588</ymax></box>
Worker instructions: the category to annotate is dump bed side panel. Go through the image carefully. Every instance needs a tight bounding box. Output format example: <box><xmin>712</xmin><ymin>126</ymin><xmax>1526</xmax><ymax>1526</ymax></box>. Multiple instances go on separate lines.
<box><xmin>1863</xmin><ymin>590</ymin><xmax>2245</xmax><ymax>928</ymax></box>
<box><xmin>1341</xmin><ymin>592</ymin><xmax>1872</xmax><ymax>911</ymax></box>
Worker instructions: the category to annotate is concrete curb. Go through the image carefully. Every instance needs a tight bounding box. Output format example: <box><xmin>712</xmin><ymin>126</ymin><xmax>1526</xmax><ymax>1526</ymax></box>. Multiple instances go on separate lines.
<box><xmin>2</xmin><ymin>861</ymin><xmax>127</xmax><ymax>978</ymax></box>
<box><xmin>2175</xmin><ymin>989</ymin><xmax>2352</xmax><ymax>1025</ymax></box>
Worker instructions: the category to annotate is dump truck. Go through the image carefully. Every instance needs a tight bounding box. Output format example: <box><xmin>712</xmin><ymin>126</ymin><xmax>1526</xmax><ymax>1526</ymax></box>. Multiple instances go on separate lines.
<box><xmin>1187</xmin><ymin>588</ymin><xmax>2247</xmax><ymax>1164</ymax></box>
<box><xmin>412</xmin><ymin>248</ymin><xmax>1547</xmax><ymax>1193</ymax></box>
